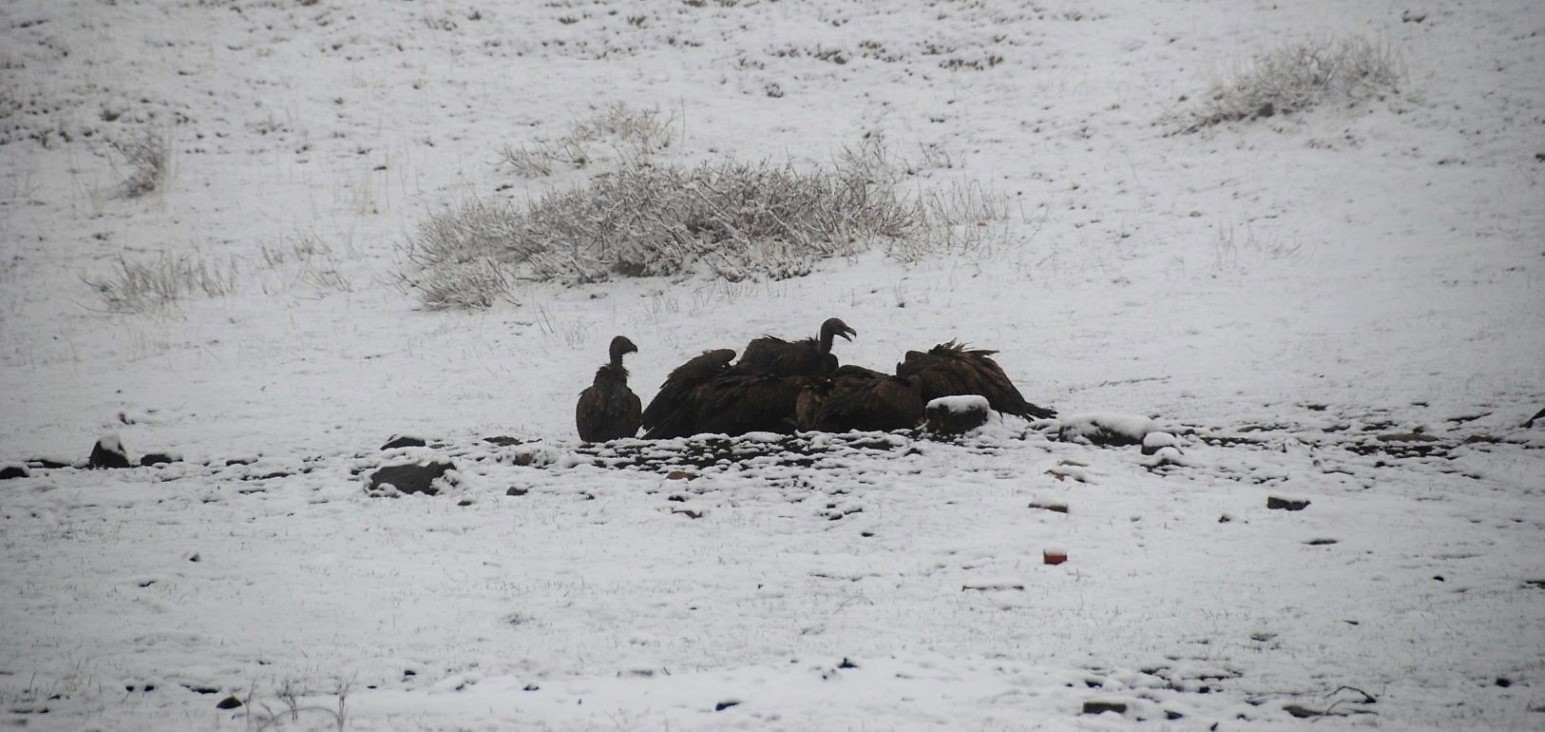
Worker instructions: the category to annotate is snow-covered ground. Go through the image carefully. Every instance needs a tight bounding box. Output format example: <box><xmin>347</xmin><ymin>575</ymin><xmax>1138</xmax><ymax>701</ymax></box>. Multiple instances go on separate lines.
<box><xmin>2</xmin><ymin>0</ymin><xmax>1542</xmax><ymax>728</ymax></box>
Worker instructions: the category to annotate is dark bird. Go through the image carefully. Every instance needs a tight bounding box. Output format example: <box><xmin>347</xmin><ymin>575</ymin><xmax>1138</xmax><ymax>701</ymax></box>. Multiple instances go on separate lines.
<box><xmin>641</xmin><ymin>348</ymin><xmax>737</xmax><ymax>439</ymax></box>
<box><xmin>797</xmin><ymin>365</ymin><xmax>925</xmax><ymax>433</ymax></box>
<box><xmin>692</xmin><ymin>373</ymin><xmax>812</xmax><ymax>436</ymax></box>
<box><xmin>735</xmin><ymin>317</ymin><xmax>857</xmax><ymax>376</ymax></box>
<box><xmin>896</xmin><ymin>341</ymin><xmax>1056</xmax><ymax>420</ymax></box>
<box><xmin>575</xmin><ymin>336</ymin><xmax>642</xmax><ymax>442</ymax></box>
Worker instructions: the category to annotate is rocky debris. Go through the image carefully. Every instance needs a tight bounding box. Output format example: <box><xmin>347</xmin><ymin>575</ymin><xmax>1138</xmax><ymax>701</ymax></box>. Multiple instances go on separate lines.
<box><xmin>1057</xmin><ymin>413</ymin><xmax>1154</xmax><ymax>447</ymax></box>
<box><xmin>140</xmin><ymin>452</ymin><xmax>180</xmax><ymax>467</ymax></box>
<box><xmin>89</xmin><ymin>433</ymin><xmax>133</xmax><ymax>469</ymax></box>
<box><xmin>924</xmin><ymin>395</ymin><xmax>990</xmax><ymax>435</ymax></box>
<box><xmin>367</xmin><ymin>460</ymin><xmax>457</xmax><ymax>496</ymax></box>
<box><xmin>1525</xmin><ymin>407</ymin><xmax>1545</xmax><ymax>429</ymax></box>
<box><xmin>1082</xmin><ymin>700</ymin><xmax>1127</xmax><ymax>716</ymax></box>
<box><xmin>1267</xmin><ymin>496</ymin><xmax>1310</xmax><ymax>511</ymax></box>
<box><xmin>1027</xmin><ymin>500</ymin><xmax>1069</xmax><ymax>514</ymax></box>
<box><xmin>1140</xmin><ymin>431</ymin><xmax>1179</xmax><ymax>455</ymax></box>
<box><xmin>382</xmin><ymin>435</ymin><xmax>428</xmax><ymax>450</ymax></box>
<box><xmin>0</xmin><ymin>464</ymin><xmax>29</xmax><ymax>480</ymax></box>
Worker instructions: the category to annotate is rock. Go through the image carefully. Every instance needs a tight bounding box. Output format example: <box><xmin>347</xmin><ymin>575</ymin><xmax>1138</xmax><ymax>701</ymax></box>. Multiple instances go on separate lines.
<box><xmin>140</xmin><ymin>452</ymin><xmax>180</xmax><ymax>467</ymax></box>
<box><xmin>368</xmin><ymin>460</ymin><xmax>456</xmax><ymax>496</ymax></box>
<box><xmin>89</xmin><ymin>434</ymin><xmax>133</xmax><ymax>469</ymax></box>
<box><xmin>381</xmin><ymin>434</ymin><xmax>428</xmax><ymax>450</ymax></box>
<box><xmin>1283</xmin><ymin>703</ymin><xmax>1321</xmax><ymax>718</ymax></box>
<box><xmin>924</xmin><ymin>396</ymin><xmax>990</xmax><ymax>435</ymax></box>
<box><xmin>1082</xmin><ymin>700</ymin><xmax>1127</xmax><ymax>716</ymax></box>
<box><xmin>0</xmin><ymin>464</ymin><xmax>29</xmax><ymax>480</ymax></box>
<box><xmin>1140</xmin><ymin>431</ymin><xmax>1179</xmax><ymax>455</ymax></box>
<box><xmin>1057</xmin><ymin>414</ymin><xmax>1154</xmax><ymax>447</ymax></box>
<box><xmin>216</xmin><ymin>695</ymin><xmax>243</xmax><ymax>710</ymax></box>
<box><xmin>1267</xmin><ymin>496</ymin><xmax>1311</xmax><ymax>511</ymax></box>
<box><xmin>506</xmin><ymin>486</ymin><xmax>529</xmax><ymax>497</ymax></box>
<box><xmin>1525</xmin><ymin>407</ymin><xmax>1545</xmax><ymax>429</ymax></box>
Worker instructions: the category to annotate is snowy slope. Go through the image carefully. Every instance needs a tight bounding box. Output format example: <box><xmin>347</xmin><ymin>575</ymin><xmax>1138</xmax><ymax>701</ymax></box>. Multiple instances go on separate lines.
<box><xmin>2</xmin><ymin>0</ymin><xmax>1543</xmax><ymax>729</ymax></box>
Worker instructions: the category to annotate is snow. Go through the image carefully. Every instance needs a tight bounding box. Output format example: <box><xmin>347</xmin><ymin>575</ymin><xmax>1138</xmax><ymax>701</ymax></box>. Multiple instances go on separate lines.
<box><xmin>3</xmin><ymin>0</ymin><xmax>1544</xmax><ymax>729</ymax></box>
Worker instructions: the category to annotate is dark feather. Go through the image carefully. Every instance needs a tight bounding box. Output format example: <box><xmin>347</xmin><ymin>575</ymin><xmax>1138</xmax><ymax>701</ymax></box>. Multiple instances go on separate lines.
<box><xmin>798</xmin><ymin>365</ymin><xmax>924</xmax><ymax>432</ymax></box>
<box><xmin>576</xmin><ymin>336</ymin><xmax>642</xmax><ymax>442</ymax></box>
<box><xmin>896</xmin><ymin>341</ymin><xmax>1056</xmax><ymax>419</ymax></box>
<box><xmin>735</xmin><ymin>317</ymin><xmax>856</xmax><ymax>376</ymax></box>
<box><xmin>641</xmin><ymin>349</ymin><xmax>736</xmax><ymax>439</ymax></box>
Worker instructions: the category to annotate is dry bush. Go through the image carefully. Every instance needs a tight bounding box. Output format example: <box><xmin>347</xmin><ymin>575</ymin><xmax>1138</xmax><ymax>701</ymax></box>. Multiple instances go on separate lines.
<box><xmin>1177</xmin><ymin>36</ymin><xmax>1405</xmax><ymax>133</ymax></box>
<box><xmin>499</xmin><ymin>103</ymin><xmax>678</xmax><ymax>178</ymax></box>
<box><xmin>402</xmin><ymin>151</ymin><xmax>921</xmax><ymax>309</ymax></box>
<box><xmin>112</xmin><ymin>129</ymin><xmax>173</xmax><ymax>198</ymax></box>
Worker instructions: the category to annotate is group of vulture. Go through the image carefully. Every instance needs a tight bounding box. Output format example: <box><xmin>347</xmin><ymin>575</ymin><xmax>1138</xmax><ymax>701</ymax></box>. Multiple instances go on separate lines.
<box><xmin>575</xmin><ymin>318</ymin><xmax>1056</xmax><ymax>443</ymax></box>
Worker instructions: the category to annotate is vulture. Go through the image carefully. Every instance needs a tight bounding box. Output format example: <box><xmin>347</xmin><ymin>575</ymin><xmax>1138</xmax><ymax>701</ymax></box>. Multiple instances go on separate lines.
<box><xmin>643</xmin><ymin>317</ymin><xmax>859</xmax><ymax>439</ymax></box>
<box><xmin>575</xmin><ymin>336</ymin><xmax>643</xmax><ymax>442</ymax></box>
<box><xmin>641</xmin><ymin>348</ymin><xmax>737</xmax><ymax>439</ymax></box>
<box><xmin>896</xmin><ymin>341</ymin><xmax>1057</xmax><ymax>420</ymax></box>
<box><xmin>735</xmin><ymin>317</ymin><xmax>857</xmax><ymax>376</ymax></box>
<box><xmin>796</xmin><ymin>365</ymin><xmax>925</xmax><ymax>433</ymax></box>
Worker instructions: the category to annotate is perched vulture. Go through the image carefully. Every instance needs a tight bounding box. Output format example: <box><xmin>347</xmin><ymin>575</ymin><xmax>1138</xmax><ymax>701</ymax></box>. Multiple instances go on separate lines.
<box><xmin>735</xmin><ymin>317</ymin><xmax>857</xmax><ymax>377</ymax></box>
<box><xmin>575</xmin><ymin>336</ymin><xmax>643</xmax><ymax>442</ymax></box>
<box><xmin>691</xmin><ymin>373</ymin><xmax>811</xmax><ymax>436</ymax></box>
<box><xmin>641</xmin><ymin>348</ymin><xmax>737</xmax><ymax>439</ymax></box>
<box><xmin>797</xmin><ymin>365</ymin><xmax>925</xmax><ymax>433</ymax></box>
<box><xmin>896</xmin><ymin>341</ymin><xmax>1056</xmax><ymax>420</ymax></box>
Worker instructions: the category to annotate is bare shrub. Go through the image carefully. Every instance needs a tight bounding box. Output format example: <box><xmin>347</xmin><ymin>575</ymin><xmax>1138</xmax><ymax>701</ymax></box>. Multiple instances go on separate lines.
<box><xmin>85</xmin><ymin>253</ymin><xmax>236</xmax><ymax>313</ymax></box>
<box><xmin>1176</xmin><ymin>36</ymin><xmax>1405</xmax><ymax>133</ymax></box>
<box><xmin>403</xmin><ymin>153</ymin><xmax>921</xmax><ymax>307</ymax></box>
<box><xmin>112</xmin><ymin>129</ymin><xmax>172</xmax><ymax>198</ymax></box>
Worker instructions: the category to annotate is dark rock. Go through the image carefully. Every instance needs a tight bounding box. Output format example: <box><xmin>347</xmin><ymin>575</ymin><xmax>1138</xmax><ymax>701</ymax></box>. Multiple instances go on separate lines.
<box><xmin>714</xmin><ymin>699</ymin><xmax>741</xmax><ymax>712</ymax></box>
<box><xmin>924</xmin><ymin>396</ymin><xmax>990</xmax><ymax>436</ymax></box>
<box><xmin>483</xmin><ymin>435</ymin><xmax>526</xmax><ymax>447</ymax></box>
<box><xmin>32</xmin><ymin>457</ymin><xmax>71</xmax><ymax>469</ymax></box>
<box><xmin>506</xmin><ymin>486</ymin><xmax>529</xmax><ymax>497</ymax></box>
<box><xmin>1082</xmin><ymin>700</ymin><xmax>1127</xmax><ymax>715</ymax></box>
<box><xmin>381</xmin><ymin>435</ymin><xmax>428</xmax><ymax>450</ymax></box>
<box><xmin>1028</xmin><ymin>501</ymin><xmax>1069</xmax><ymax>514</ymax></box>
<box><xmin>0</xmin><ymin>464</ymin><xmax>29</xmax><ymax>480</ymax></box>
<box><xmin>1283</xmin><ymin>704</ymin><xmax>1320</xmax><ymax>718</ymax></box>
<box><xmin>216</xmin><ymin>695</ymin><xmax>243</xmax><ymax>710</ymax></box>
<box><xmin>139</xmin><ymin>453</ymin><xmax>179</xmax><ymax>467</ymax></box>
<box><xmin>838</xmin><ymin>658</ymin><xmax>858</xmax><ymax>669</ymax></box>
<box><xmin>1376</xmin><ymin>431</ymin><xmax>1441</xmax><ymax>443</ymax></box>
<box><xmin>89</xmin><ymin>434</ymin><xmax>132</xmax><ymax>469</ymax></box>
<box><xmin>1266</xmin><ymin>497</ymin><xmax>1310</xmax><ymax>511</ymax></box>
<box><xmin>367</xmin><ymin>460</ymin><xmax>456</xmax><ymax>496</ymax></box>
<box><xmin>1525</xmin><ymin>407</ymin><xmax>1545</xmax><ymax>428</ymax></box>
<box><xmin>1057</xmin><ymin>414</ymin><xmax>1153</xmax><ymax>447</ymax></box>
<box><xmin>1304</xmin><ymin>538</ymin><xmax>1339</xmax><ymax>546</ymax></box>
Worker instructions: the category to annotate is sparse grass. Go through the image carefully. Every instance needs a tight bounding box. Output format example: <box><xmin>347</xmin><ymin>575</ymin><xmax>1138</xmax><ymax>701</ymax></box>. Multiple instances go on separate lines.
<box><xmin>1177</xmin><ymin>36</ymin><xmax>1405</xmax><ymax>133</ymax></box>
<box><xmin>84</xmin><ymin>253</ymin><xmax>236</xmax><ymax>314</ymax></box>
<box><xmin>499</xmin><ymin>103</ymin><xmax>679</xmax><ymax>178</ymax></box>
<box><xmin>112</xmin><ymin>128</ymin><xmax>173</xmax><ymax>198</ymax></box>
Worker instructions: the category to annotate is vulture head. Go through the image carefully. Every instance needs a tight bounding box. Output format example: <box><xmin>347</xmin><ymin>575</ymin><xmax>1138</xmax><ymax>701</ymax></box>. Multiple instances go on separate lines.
<box><xmin>819</xmin><ymin>318</ymin><xmax>858</xmax><ymax>353</ymax></box>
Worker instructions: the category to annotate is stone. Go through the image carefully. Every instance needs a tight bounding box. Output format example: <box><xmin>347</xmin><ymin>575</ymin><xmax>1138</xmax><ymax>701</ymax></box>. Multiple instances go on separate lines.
<box><xmin>0</xmin><ymin>464</ymin><xmax>29</xmax><ymax>480</ymax></box>
<box><xmin>1267</xmin><ymin>496</ymin><xmax>1311</xmax><ymax>511</ymax></box>
<box><xmin>140</xmin><ymin>452</ymin><xmax>180</xmax><ymax>467</ymax></box>
<box><xmin>1082</xmin><ymin>700</ymin><xmax>1127</xmax><ymax>716</ymax></box>
<box><xmin>924</xmin><ymin>395</ymin><xmax>990</xmax><ymax>435</ymax></box>
<box><xmin>368</xmin><ymin>460</ymin><xmax>456</xmax><ymax>496</ymax></box>
<box><xmin>89</xmin><ymin>434</ymin><xmax>133</xmax><ymax>469</ymax></box>
<box><xmin>381</xmin><ymin>435</ymin><xmax>428</xmax><ymax>450</ymax></box>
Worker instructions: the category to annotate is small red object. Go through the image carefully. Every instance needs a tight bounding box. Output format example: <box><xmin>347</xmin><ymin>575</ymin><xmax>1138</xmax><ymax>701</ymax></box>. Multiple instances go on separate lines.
<box><xmin>1043</xmin><ymin>550</ymin><xmax>1067</xmax><ymax>565</ymax></box>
